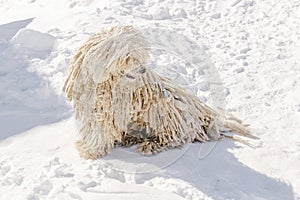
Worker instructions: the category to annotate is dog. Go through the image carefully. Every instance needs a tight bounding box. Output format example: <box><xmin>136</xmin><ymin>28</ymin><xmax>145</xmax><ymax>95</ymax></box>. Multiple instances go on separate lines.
<box><xmin>63</xmin><ymin>26</ymin><xmax>255</xmax><ymax>159</ymax></box>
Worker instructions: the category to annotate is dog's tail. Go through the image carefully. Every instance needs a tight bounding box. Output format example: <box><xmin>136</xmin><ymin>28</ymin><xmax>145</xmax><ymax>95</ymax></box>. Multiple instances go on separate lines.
<box><xmin>218</xmin><ymin>112</ymin><xmax>259</xmax><ymax>147</ymax></box>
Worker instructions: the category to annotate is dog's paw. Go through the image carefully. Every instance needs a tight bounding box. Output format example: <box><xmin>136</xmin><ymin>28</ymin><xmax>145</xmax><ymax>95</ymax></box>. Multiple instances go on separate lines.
<box><xmin>75</xmin><ymin>141</ymin><xmax>107</xmax><ymax>160</ymax></box>
<box><xmin>136</xmin><ymin>140</ymin><xmax>166</xmax><ymax>156</ymax></box>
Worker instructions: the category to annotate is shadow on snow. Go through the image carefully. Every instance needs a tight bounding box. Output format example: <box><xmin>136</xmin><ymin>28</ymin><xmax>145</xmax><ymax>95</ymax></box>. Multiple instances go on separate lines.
<box><xmin>104</xmin><ymin>141</ymin><xmax>295</xmax><ymax>200</ymax></box>
<box><xmin>0</xmin><ymin>18</ymin><xmax>71</xmax><ymax>140</ymax></box>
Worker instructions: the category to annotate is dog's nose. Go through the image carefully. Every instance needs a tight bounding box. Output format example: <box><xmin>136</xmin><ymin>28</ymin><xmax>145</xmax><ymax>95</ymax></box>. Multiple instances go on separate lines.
<box><xmin>139</xmin><ymin>66</ymin><xmax>146</xmax><ymax>74</ymax></box>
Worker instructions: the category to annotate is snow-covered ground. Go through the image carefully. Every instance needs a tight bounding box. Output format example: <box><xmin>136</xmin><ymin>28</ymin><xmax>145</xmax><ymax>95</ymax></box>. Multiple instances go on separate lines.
<box><xmin>0</xmin><ymin>0</ymin><xmax>299</xmax><ymax>199</ymax></box>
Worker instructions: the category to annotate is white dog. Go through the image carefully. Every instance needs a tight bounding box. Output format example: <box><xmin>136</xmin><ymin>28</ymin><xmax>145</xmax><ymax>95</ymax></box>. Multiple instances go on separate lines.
<box><xmin>63</xmin><ymin>26</ymin><xmax>255</xmax><ymax>159</ymax></box>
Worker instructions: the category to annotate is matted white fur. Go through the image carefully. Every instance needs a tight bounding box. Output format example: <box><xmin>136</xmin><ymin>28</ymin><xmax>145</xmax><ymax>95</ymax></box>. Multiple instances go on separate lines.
<box><xmin>63</xmin><ymin>26</ymin><xmax>255</xmax><ymax>159</ymax></box>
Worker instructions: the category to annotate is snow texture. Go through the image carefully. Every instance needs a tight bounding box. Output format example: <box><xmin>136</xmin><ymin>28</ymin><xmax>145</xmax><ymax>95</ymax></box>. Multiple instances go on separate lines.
<box><xmin>0</xmin><ymin>0</ymin><xmax>299</xmax><ymax>199</ymax></box>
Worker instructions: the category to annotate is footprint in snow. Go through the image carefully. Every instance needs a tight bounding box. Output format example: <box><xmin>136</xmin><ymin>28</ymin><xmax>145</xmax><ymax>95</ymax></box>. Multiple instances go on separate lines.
<box><xmin>2</xmin><ymin>175</ymin><xmax>23</xmax><ymax>186</ymax></box>
<box><xmin>43</xmin><ymin>157</ymin><xmax>74</xmax><ymax>178</ymax></box>
<box><xmin>33</xmin><ymin>180</ymin><xmax>53</xmax><ymax>196</ymax></box>
<box><xmin>77</xmin><ymin>176</ymin><xmax>97</xmax><ymax>192</ymax></box>
<box><xmin>102</xmin><ymin>167</ymin><xmax>126</xmax><ymax>183</ymax></box>
<box><xmin>27</xmin><ymin>194</ymin><xmax>40</xmax><ymax>200</ymax></box>
<box><xmin>0</xmin><ymin>163</ymin><xmax>24</xmax><ymax>186</ymax></box>
<box><xmin>46</xmin><ymin>184</ymin><xmax>80</xmax><ymax>200</ymax></box>
<box><xmin>54</xmin><ymin>164</ymin><xmax>74</xmax><ymax>178</ymax></box>
<box><xmin>0</xmin><ymin>165</ymin><xmax>11</xmax><ymax>176</ymax></box>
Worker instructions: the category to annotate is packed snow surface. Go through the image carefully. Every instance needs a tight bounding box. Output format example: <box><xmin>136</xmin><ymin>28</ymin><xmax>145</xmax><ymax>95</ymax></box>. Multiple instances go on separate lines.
<box><xmin>0</xmin><ymin>0</ymin><xmax>299</xmax><ymax>199</ymax></box>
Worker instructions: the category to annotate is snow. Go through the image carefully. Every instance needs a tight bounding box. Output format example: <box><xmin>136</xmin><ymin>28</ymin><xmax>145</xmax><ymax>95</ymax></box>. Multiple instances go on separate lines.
<box><xmin>11</xmin><ymin>28</ymin><xmax>56</xmax><ymax>53</ymax></box>
<box><xmin>0</xmin><ymin>0</ymin><xmax>299</xmax><ymax>199</ymax></box>
<box><xmin>0</xmin><ymin>17</ymin><xmax>70</xmax><ymax>140</ymax></box>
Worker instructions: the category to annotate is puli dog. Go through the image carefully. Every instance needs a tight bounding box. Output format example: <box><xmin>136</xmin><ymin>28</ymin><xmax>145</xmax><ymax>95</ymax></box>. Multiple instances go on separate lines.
<box><xmin>63</xmin><ymin>26</ymin><xmax>256</xmax><ymax>159</ymax></box>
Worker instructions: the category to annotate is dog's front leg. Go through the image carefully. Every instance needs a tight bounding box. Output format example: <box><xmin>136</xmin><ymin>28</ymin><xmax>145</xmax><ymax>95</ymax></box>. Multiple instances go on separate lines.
<box><xmin>74</xmin><ymin>122</ymin><xmax>115</xmax><ymax>159</ymax></box>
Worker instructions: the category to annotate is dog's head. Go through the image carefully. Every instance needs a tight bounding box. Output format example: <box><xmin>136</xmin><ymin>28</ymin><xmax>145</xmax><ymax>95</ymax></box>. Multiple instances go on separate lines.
<box><xmin>87</xmin><ymin>26</ymin><xmax>149</xmax><ymax>82</ymax></box>
<box><xmin>63</xmin><ymin>26</ymin><xmax>149</xmax><ymax>100</ymax></box>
